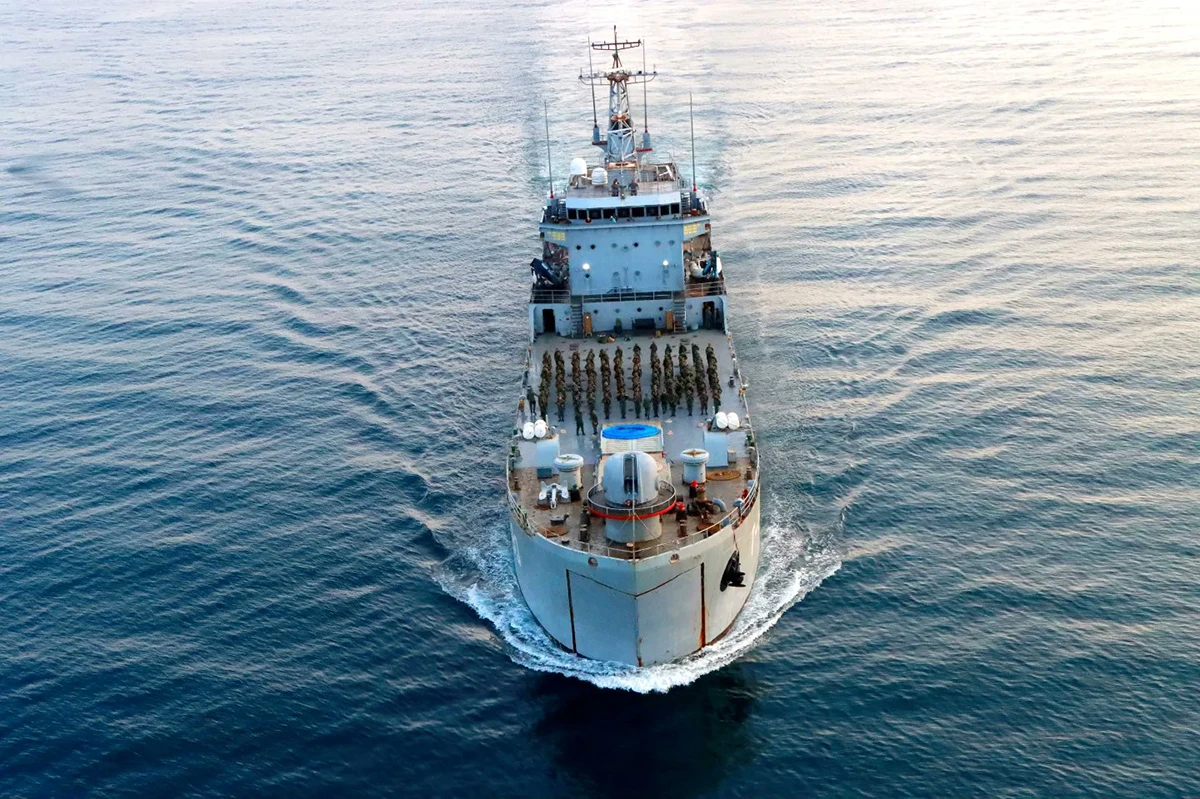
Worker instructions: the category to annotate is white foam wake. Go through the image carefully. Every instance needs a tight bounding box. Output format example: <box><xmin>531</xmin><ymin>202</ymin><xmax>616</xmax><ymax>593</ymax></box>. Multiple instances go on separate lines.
<box><xmin>437</xmin><ymin>500</ymin><xmax>841</xmax><ymax>693</ymax></box>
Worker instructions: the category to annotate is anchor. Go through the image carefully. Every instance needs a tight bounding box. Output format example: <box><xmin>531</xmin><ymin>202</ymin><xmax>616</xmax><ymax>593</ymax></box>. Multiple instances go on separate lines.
<box><xmin>720</xmin><ymin>550</ymin><xmax>746</xmax><ymax>591</ymax></box>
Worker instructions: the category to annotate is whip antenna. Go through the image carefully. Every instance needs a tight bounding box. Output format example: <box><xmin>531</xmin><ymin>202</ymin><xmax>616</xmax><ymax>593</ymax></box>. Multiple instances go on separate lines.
<box><xmin>689</xmin><ymin>93</ymin><xmax>697</xmax><ymax>191</ymax></box>
<box><xmin>544</xmin><ymin>100</ymin><xmax>554</xmax><ymax>198</ymax></box>
<box><xmin>588</xmin><ymin>41</ymin><xmax>600</xmax><ymax>145</ymax></box>
<box><xmin>642</xmin><ymin>41</ymin><xmax>649</xmax><ymax>132</ymax></box>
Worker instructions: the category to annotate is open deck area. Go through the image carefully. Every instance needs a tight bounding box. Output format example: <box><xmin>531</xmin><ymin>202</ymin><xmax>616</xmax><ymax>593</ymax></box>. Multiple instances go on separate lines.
<box><xmin>506</xmin><ymin>328</ymin><xmax>759</xmax><ymax>560</ymax></box>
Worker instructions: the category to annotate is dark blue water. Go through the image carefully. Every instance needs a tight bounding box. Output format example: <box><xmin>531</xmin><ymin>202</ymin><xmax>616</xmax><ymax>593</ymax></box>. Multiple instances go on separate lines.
<box><xmin>3</xmin><ymin>0</ymin><xmax>1199</xmax><ymax>795</ymax></box>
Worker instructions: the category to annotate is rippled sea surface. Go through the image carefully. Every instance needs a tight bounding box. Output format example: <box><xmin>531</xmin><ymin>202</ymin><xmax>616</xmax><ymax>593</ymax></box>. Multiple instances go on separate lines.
<box><xmin>3</xmin><ymin>0</ymin><xmax>1199</xmax><ymax>795</ymax></box>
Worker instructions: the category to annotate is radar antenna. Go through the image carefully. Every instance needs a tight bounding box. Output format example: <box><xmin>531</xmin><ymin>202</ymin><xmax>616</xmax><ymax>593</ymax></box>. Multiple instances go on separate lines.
<box><xmin>580</xmin><ymin>27</ymin><xmax>657</xmax><ymax>170</ymax></box>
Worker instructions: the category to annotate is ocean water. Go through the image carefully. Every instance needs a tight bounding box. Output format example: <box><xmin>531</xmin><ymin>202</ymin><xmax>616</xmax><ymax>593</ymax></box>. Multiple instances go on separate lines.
<box><xmin>2</xmin><ymin>0</ymin><xmax>1199</xmax><ymax>795</ymax></box>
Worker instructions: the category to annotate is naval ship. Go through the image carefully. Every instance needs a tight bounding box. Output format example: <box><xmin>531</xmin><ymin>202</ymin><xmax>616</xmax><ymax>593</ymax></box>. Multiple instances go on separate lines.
<box><xmin>506</xmin><ymin>32</ymin><xmax>760</xmax><ymax>667</ymax></box>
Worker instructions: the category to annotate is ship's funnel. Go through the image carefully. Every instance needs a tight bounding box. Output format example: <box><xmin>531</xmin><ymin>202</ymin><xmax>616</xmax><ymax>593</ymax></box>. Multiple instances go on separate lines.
<box><xmin>679</xmin><ymin>448</ymin><xmax>710</xmax><ymax>485</ymax></box>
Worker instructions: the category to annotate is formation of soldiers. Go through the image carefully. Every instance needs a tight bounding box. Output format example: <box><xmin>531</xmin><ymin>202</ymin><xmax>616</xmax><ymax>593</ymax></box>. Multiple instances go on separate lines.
<box><xmin>528</xmin><ymin>339</ymin><xmax>731</xmax><ymax>431</ymax></box>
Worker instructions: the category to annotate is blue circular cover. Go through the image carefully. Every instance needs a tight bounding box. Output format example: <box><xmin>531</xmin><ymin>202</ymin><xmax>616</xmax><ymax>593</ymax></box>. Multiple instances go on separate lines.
<box><xmin>602</xmin><ymin>423</ymin><xmax>659</xmax><ymax>440</ymax></box>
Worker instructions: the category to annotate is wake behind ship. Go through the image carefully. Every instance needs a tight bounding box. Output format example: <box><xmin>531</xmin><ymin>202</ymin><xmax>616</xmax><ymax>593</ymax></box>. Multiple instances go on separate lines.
<box><xmin>506</xmin><ymin>31</ymin><xmax>761</xmax><ymax>667</ymax></box>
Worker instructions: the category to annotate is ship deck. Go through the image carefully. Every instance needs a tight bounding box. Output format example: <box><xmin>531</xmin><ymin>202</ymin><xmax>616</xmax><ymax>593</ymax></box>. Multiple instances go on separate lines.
<box><xmin>563</xmin><ymin>178</ymin><xmax>682</xmax><ymax>200</ymax></box>
<box><xmin>507</xmin><ymin>328</ymin><xmax>759</xmax><ymax>560</ymax></box>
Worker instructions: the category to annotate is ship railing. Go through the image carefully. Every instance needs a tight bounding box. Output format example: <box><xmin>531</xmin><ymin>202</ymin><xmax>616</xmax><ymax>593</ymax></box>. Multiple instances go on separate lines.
<box><xmin>531</xmin><ymin>286</ymin><xmax>570</xmax><ymax>304</ymax></box>
<box><xmin>578</xmin><ymin>289</ymin><xmax>676</xmax><ymax>304</ymax></box>
<box><xmin>680</xmin><ymin>193</ymin><xmax>708</xmax><ymax>215</ymax></box>
<box><xmin>531</xmin><ymin>286</ymin><xmax>725</xmax><ymax>305</ymax></box>
<box><xmin>566</xmin><ymin>171</ymin><xmax>681</xmax><ymax>192</ymax></box>
<box><xmin>684</xmin><ymin>280</ymin><xmax>726</xmax><ymax>298</ymax></box>
<box><xmin>585</xmin><ymin>481</ymin><xmax>678</xmax><ymax>519</ymax></box>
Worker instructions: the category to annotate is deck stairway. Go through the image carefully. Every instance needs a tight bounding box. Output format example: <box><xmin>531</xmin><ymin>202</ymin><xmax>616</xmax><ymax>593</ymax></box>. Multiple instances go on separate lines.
<box><xmin>671</xmin><ymin>295</ymin><xmax>687</xmax><ymax>332</ymax></box>
<box><xmin>569</xmin><ymin>297</ymin><xmax>584</xmax><ymax>336</ymax></box>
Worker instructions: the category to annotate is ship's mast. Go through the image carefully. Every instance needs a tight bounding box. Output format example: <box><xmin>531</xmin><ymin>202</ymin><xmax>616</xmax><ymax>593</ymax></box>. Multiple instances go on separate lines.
<box><xmin>580</xmin><ymin>27</ymin><xmax>656</xmax><ymax>172</ymax></box>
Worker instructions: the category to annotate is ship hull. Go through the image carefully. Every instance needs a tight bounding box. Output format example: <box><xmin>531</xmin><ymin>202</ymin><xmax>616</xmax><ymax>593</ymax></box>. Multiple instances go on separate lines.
<box><xmin>510</xmin><ymin>499</ymin><xmax>761</xmax><ymax>667</ymax></box>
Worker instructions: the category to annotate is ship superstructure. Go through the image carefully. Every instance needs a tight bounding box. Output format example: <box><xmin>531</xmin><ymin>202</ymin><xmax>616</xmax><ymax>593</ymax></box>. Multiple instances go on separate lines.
<box><xmin>506</xmin><ymin>31</ymin><xmax>761</xmax><ymax>667</ymax></box>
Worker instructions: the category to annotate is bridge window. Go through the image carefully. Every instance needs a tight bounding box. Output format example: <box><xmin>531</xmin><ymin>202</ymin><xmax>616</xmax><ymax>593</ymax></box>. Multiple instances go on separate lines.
<box><xmin>633</xmin><ymin>207</ymin><xmax>645</xmax><ymax>218</ymax></box>
<box><xmin>618</xmin><ymin>207</ymin><xmax>630</xmax><ymax>219</ymax></box>
<box><xmin>670</xmin><ymin>203</ymin><xmax>680</xmax><ymax>215</ymax></box>
<box><xmin>588</xmin><ymin>209</ymin><xmax>601</xmax><ymax>221</ymax></box>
